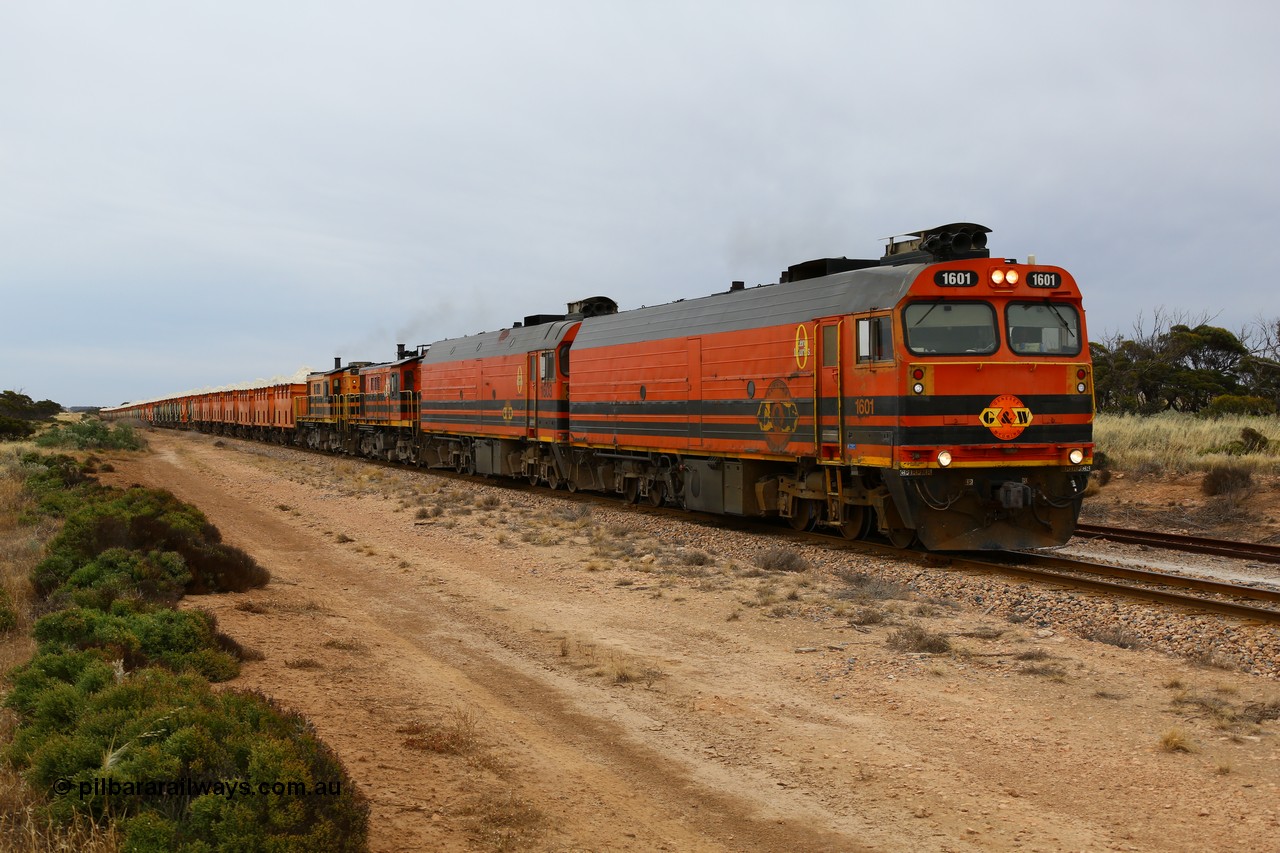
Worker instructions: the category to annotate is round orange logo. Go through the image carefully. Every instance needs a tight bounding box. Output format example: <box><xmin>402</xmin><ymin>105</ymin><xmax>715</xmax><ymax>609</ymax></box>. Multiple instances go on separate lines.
<box><xmin>979</xmin><ymin>394</ymin><xmax>1033</xmax><ymax>441</ymax></box>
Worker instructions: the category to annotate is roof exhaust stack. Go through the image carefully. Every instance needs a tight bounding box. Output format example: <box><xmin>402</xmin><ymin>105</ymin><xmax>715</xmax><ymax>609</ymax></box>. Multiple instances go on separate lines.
<box><xmin>334</xmin><ymin>357</ymin><xmax>342</xmax><ymax>370</ymax></box>
<box><xmin>730</xmin><ymin>280</ymin><xmax>745</xmax><ymax>291</ymax></box>
<box><xmin>396</xmin><ymin>343</ymin><xmax>407</xmax><ymax>360</ymax></box>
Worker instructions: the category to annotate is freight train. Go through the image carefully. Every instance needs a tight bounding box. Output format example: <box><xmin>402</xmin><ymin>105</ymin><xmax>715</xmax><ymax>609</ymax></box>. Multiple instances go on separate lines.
<box><xmin>104</xmin><ymin>223</ymin><xmax>1094</xmax><ymax>550</ymax></box>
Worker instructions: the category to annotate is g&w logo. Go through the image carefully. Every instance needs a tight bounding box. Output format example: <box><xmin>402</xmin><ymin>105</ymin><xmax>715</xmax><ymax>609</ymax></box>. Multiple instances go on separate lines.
<box><xmin>980</xmin><ymin>394</ymin><xmax>1033</xmax><ymax>441</ymax></box>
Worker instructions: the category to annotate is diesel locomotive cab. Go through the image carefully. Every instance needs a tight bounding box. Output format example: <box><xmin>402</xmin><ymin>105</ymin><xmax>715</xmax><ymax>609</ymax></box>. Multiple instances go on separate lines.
<box><xmin>885</xmin><ymin>226</ymin><xmax>1094</xmax><ymax>550</ymax></box>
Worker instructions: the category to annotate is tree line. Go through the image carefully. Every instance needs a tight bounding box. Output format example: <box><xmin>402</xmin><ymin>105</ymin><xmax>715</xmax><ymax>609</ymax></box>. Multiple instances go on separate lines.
<box><xmin>1090</xmin><ymin>314</ymin><xmax>1280</xmax><ymax>416</ymax></box>
<box><xmin>0</xmin><ymin>390</ymin><xmax>63</xmax><ymax>440</ymax></box>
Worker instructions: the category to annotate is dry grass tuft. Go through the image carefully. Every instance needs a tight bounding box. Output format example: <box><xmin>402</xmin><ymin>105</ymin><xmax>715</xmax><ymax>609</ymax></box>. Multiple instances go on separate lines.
<box><xmin>1201</xmin><ymin>463</ymin><xmax>1254</xmax><ymax>497</ymax></box>
<box><xmin>834</xmin><ymin>568</ymin><xmax>912</xmax><ymax>602</ymax></box>
<box><xmin>752</xmin><ymin>546</ymin><xmax>809</xmax><ymax>573</ymax></box>
<box><xmin>848</xmin><ymin>606</ymin><xmax>887</xmax><ymax>626</ymax></box>
<box><xmin>1084</xmin><ymin>627</ymin><xmax>1144</xmax><ymax>650</ymax></box>
<box><xmin>885</xmin><ymin>623</ymin><xmax>951</xmax><ymax>654</ymax></box>
<box><xmin>0</xmin><ymin>760</ymin><xmax>119</xmax><ymax>853</ymax></box>
<box><xmin>1019</xmin><ymin>663</ymin><xmax>1067</xmax><ymax>679</ymax></box>
<box><xmin>1159</xmin><ymin>727</ymin><xmax>1195</xmax><ymax>753</ymax></box>
<box><xmin>460</xmin><ymin>788</ymin><xmax>543</xmax><ymax>852</ymax></box>
<box><xmin>399</xmin><ymin>707</ymin><xmax>481</xmax><ymax>755</ymax></box>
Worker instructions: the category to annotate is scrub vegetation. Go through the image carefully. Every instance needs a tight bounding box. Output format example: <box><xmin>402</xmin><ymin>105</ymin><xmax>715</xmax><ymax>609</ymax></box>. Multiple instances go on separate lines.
<box><xmin>0</xmin><ymin>453</ymin><xmax>368</xmax><ymax>852</ymax></box>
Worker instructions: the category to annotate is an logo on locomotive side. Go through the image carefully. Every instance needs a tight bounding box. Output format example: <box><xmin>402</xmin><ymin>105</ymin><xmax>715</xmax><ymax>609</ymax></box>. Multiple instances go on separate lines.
<box><xmin>793</xmin><ymin>325</ymin><xmax>810</xmax><ymax>369</ymax></box>
<box><xmin>757</xmin><ymin>378</ymin><xmax>800</xmax><ymax>452</ymax></box>
<box><xmin>979</xmin><ymin>394</ymin><xmax>1033</xmax><ymax>441</ymax></box>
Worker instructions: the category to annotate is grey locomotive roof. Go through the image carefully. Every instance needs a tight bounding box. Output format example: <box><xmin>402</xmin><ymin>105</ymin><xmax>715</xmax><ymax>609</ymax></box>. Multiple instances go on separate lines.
<box><xmin>573</xmin><ymin>263</ymin><xmax>925</xmax><ymax>350</ymax></box>
<box><xmin>420</xmin><ymin>319</ymin><xmax>578</xmax><ymax>364</ymax></box>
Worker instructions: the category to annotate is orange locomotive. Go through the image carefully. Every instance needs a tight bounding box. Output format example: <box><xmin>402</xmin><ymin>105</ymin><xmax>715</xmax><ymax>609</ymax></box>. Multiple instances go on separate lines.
<box><xmin>562</xmin><ymin>223</ymin><xmax>1092</xmax><ymax>549</ymax></box>
<box><xmin>105</xmin><ymin>223</ymin><xmax>1093</xmax><ymax>550</ymax></box>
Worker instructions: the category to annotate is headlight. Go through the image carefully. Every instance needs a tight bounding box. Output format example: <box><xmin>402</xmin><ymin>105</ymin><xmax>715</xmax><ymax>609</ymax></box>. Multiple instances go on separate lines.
<box><xmin>913</xmin><ymin>382</ymin><xmax>925</xmax><ymax>395</ymax></box>
<box><xmin>937</xmin><ymin>450</ymin><xmax>953</xmax><ymax>467</ymax></box>
<box><xmin>1068</xmin><ymin>449</ymin><xmax>1084</xmax><ymax>465</ymax></box>
<box><xmin>1077</xmin><ymin>382</ymin><xmax>1087</xmax><ymax>393</ymax></box>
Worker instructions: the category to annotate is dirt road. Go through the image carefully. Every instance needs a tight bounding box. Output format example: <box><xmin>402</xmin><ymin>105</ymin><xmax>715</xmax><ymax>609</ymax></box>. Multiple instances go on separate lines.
<box><xmin>102</xmin><ymin>431</ymin><xmax>1280</xmax><ymax>852</ymax></box>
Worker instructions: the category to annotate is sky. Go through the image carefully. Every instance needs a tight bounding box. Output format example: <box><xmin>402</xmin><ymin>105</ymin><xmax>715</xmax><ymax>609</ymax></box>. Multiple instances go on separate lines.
<box><xmin>2</xmin><ymin>1</ymin><xmax>1278</xmax><ymax>406</ymax></box>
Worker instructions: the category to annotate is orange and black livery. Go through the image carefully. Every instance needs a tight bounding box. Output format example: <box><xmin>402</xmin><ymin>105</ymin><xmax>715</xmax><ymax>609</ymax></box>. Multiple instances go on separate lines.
<box><xmin>103</xmin><ymin>224</ymin><xmax>1092</xmax><ymax>550</ymax></box>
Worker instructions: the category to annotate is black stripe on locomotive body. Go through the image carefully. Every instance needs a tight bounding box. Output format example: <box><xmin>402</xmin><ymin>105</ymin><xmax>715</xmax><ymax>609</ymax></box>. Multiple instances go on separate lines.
<box><xmin>899</xmin><ymin>394</ymin><xmax>1093</xmax><ymax>418</ymax></box>
<box><xmin>896</xmin><ymin>424</ymin><xmax>1092</xmax><ymax>445</ymax></box>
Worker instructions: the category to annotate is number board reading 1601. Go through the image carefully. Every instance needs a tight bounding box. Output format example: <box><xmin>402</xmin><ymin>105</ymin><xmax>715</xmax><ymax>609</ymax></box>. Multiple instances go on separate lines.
<box><xmin>933</xmin><ymin>270</ymin><xmax>978</xmax><ymax>287</ymax></box>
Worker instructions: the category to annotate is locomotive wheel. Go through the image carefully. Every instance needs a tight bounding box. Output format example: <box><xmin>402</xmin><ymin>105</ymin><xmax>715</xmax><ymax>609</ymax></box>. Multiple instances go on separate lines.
<box><xmin>646</xmin><ymin>481</ymin><xmax>665</xmax><ymax>507</ymax></box>
<box><xmin>887</xmin><ymin>528</ymin><xmax>918</xmax><ymax>549</ymax></box>
<box><xmin>838</xmin><ymin>505</ymin><xmax>870</xmax><ymax>540</ymax></box>
<box><xmin>624</xmin><ymin>479</ymin><xmax>641</xmax><ymax>504</ymax></box>
<box><xmin>565</xmin><ymin>477</ymin><xmax>578</xmax><ymax>493</ymax></box>
<box><xmin>547</xmin><ymin>473</ymin><xmax>563</xmax><ymax>490</ymax></box>
<box><xmin>528</xmin><ymin>469</ymin><xmax>541</xmax><ymax>486</ymax></box>
<box><xmin>788</xmin><ymin>499</ymin><xmax>815</xmax><ymax>531</ymax></box>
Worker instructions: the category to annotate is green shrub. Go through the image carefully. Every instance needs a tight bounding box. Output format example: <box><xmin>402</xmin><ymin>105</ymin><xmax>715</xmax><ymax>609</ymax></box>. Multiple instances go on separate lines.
<box><xmin>49</xmin><ymin>548</ymin><xmax>192</xmax><ymax>611</ymax></box>
<box><xmin>5</xmin><ymin>665</ymin><xmax>368</xmax><ymax>850</ymax></box>
<box><xmin>5</xmin><ymin>455</ymin><xmax>367</xmax><ymax>851</ymax></box>
<box><xmin>32</xmin><ymin>606</ymin><xmax>239</xmax><ymax>681</ymax></box>
<box><xmin>31</xmin><ymin>485</ymin><xmax>269</xmax><ymax>596</ymax></box>
<box><xmin>19</xmin><ymin>452</ymin><xmax>102</xmax><ymax>518</ymax></box>
<box><xmin>35</xmin><ymin>418</ymin><xmax>145</xmax><ymax>451</ymax></box>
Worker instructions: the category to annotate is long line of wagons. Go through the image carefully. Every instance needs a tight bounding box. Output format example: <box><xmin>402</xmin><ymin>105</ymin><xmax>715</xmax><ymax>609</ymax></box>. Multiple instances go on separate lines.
<box><xmin>105</xmin><ymin>224</ymin><xmax>1095</xmax><ymax>550</ymax></box>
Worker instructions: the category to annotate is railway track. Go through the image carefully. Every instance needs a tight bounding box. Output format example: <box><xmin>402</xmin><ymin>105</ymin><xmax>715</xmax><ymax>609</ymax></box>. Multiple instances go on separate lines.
<box><xmin>1072</xmin><ymin>523</ymin><xmax>1280</xmax><ymax>564</ymax></box>
<box><xmin>205</xmin><ymin>432</ymin><xmax>1280</xmax><ymax>623</ymax></box>
<box><xmin>944</xmin><ymin>550</ymin><xmax>1280</xmax><ymax>624</ymax></box>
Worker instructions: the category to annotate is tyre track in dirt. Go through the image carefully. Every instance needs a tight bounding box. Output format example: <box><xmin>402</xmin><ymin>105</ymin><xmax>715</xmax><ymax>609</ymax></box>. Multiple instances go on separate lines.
<box><xmin>107</xmin><ymin>436</ymin><xmax>870</xmax><ymax>852</ymax></box>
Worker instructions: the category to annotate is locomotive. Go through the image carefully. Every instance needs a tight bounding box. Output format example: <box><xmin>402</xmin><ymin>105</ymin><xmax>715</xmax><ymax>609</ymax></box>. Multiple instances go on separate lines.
<box><xmin>105</xmin><ymin>223</ymin><xmax>1094</xmax><ymax>550</ymax></box>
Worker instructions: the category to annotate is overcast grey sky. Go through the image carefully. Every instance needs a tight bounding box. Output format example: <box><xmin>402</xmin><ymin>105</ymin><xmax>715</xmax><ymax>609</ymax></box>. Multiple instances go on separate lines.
<box><xmin>2</xmin><ymin>1</ymin><xmax>1277</xmax><ymax>405</ymax></box>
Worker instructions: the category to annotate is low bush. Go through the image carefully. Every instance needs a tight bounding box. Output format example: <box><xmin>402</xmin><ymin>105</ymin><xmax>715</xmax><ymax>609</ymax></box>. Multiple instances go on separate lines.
<box><xmin>32</xmin><ymin>606</ymin><xmax>239</xmax><ymax>681</ymax></box>
<box><xmin>885</xmin><ymin>623</ymin><xmax>951</xmax><ymax>654</ymax></box>
<box><xmin>2</xmin><ymin>455</ymin><xmax>365</xmax><ymax>851</ymax></box>
<box><xmin>4</xmin><ymin>660</ymin><xmax>368</xmax><ymax>850</ymax></box>
<box><xmin>31</xmin><ymin>484</ymin><xmax>269</xmax><ymax>596</ymax></box>
<box><xmin>1201</xmin><ymin>464</ymin><xmax>1253</xmax><ymax>497</ymax></box>
<box><xmin>35</xmin><ymin>418</ymin><xmax>145</xmax><ymax>452</ymax></box>
<box><xmin>752</xmin><ymin>546</ymin><xmax>809</xmax><ymax>573</ymax></box>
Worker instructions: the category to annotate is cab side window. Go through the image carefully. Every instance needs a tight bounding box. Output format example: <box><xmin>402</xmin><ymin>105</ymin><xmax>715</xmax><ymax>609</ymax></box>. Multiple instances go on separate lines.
<box><xmin>856</xmin><ymin>316</ymin><xmax>894</xmax><ymax>363</ymax></box>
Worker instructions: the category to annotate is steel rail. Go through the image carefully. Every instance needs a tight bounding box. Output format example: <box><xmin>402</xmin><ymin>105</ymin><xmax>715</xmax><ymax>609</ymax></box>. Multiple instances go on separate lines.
<box><xmin>1009</xmin><ymin>551</ymin><xmax>1280</xmax><ymax>604</ymax></box>
<box><xmin>946</xmin><ymin>553</ymin><xmax>1280</xmax><ymax>623</ymax></box>
<box><xmin>1073</xmin><ymin>523</ymin><xmax>1280</xmax><ymax>564</ymax></box>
